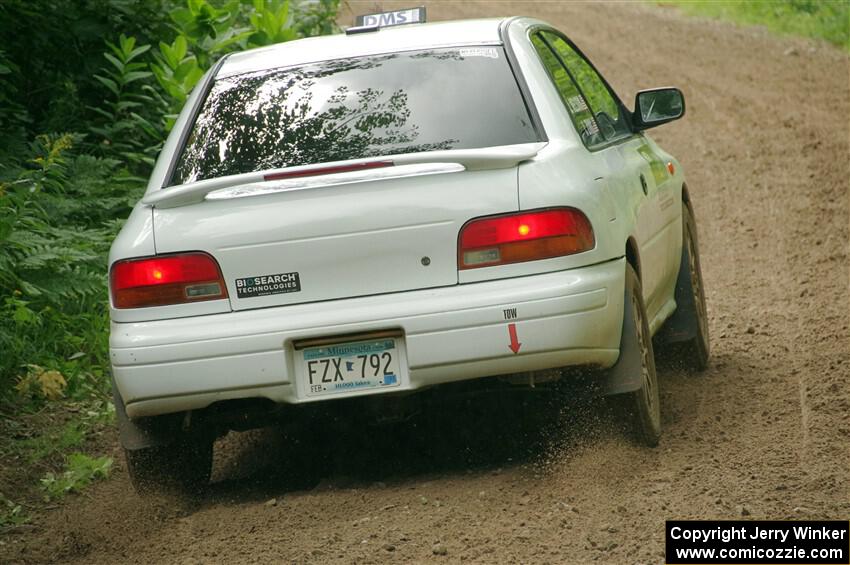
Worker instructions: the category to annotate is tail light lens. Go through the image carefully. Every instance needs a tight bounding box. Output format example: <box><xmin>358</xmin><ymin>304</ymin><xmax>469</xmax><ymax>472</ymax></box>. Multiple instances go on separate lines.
<box><xmin>458</xmin><ymin>208</ymin><xmax>594</xmax><ymax>269</ymax></box>
<box><xmin>110</xmin><ymin>252</ymin><xmax>227</xmax><ymax>309</ymax></box>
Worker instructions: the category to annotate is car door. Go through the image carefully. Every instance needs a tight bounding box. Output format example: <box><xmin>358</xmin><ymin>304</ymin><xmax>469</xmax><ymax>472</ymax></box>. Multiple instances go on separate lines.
<box><xmin>534</xmin><ymin>31</ymin><xmax>670</xmax><ymax>319</ymax></box>
<box><xmin>610</xmin><ymin>138</ymin><xmax>672</xmax><ymax>320</ymax></box>
<box><xmin>621</xmin><ymin>135</ymin><xmax>680</xmax><ymax>316</ymax></box>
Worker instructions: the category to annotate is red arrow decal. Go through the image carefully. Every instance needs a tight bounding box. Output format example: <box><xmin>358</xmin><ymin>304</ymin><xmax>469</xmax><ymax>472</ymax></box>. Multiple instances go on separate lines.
<box><xmin>508</xmin><ymin>323</ymin><xmax>522</xmax><ymax>354</ymax></box>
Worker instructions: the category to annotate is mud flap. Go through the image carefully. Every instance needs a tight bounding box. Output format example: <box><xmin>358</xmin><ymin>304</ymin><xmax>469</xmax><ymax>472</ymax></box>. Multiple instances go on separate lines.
<box><xmin>658</xmin><ymin>231</ymin><xmax>698</xmax><ymax>344</ymax></box>
<box><xmin>600</xmin><ymin>272</ymin><xmax>643</xmax><ymax>396</ymax></box>
<box><xmin>112</xmin><ymin>376</ymin><xmax>182</xmax><ymax>450</ymax></box>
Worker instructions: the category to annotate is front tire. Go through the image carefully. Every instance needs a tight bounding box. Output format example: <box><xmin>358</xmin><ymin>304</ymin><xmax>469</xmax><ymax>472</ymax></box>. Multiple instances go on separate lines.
<box><xmin>617</xmin><ymin>265</ymin><xmax>661</xmax><ymax>447</ymax></box>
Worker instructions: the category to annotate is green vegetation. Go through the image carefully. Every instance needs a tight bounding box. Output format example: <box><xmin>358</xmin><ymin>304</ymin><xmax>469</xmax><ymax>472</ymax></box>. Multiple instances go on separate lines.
<box><xmin>0</xmin><ymin>0</ymin><xmax>339</xmax><ymax>504</ymax></box>
<box><xmin>40</xmin><ymin>453</ymin><xmax>114</xmax><ymax>500</ymax></box>
<box><xmin>0</xmin><ymin>493</ymin><xmax>30</xmax><ymax>528</ymax></box>
<box><xmin>0</xmin><ymin>398</ymin><xmax>114</xmax><ymax>527</ymax></box>
<box><xmin>0</xmin><ymin>0</ymin><xmax>339</xmax><ymax>406</ymax></box>
<box><xmin>658</xmin><ymin>0</ymin><xmax>850</xmax><ymax>51</ymax></box>
<box><xmin>19</xmin><ymin>421</ymin><xmax>87</xmax><ymax>464</ymax></box>
<box><xmin>12</xmin><ymin>401</ymin><xmax>114</xmax><ymax>464</ymax></box>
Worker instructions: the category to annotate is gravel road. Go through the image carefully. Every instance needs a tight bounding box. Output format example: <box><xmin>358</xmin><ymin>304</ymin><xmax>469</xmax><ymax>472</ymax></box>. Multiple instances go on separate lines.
<box><xmin>5</xmin><ymin>1</ymin><xmax>848</xmax><ymax>563</ymax></box>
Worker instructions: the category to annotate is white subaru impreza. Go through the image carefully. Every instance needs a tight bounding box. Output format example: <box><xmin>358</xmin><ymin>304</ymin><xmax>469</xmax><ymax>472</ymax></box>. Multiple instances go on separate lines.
<box><xmin>108</xmin><ymin>12</ymin><xmax>709</xmax><ymax>493</ymax></box>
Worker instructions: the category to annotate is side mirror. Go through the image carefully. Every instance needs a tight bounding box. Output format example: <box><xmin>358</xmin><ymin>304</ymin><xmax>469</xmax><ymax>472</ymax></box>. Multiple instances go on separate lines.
<box><xmin>633</xmin><ymin>87</ymin><xmax>685</xmax><ymax>130</ymax></box>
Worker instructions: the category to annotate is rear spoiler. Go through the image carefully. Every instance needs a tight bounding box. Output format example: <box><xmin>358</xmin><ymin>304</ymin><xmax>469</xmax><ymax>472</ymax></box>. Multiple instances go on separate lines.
<box><xmin>142</xmin><ymin>142</ymin><xmax>546</xmax><ymax>209</ymax></box>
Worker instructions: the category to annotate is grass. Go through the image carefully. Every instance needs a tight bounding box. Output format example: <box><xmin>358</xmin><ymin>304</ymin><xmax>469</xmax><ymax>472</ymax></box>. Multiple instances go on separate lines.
<box><xmin>658</xmin><ymin>0</ymin><xmax>850</xmax><ymax>51</ymax></box>
<box><xmin>2</xmin><ymin>399</ymin><xmax>114</xmax><ymax>464</ymax></box>
<box><xmin>17</xmin><ymin>420</ymin><xmax>87</xmax><ymax>464</ymax></box>
<box><xmin>0</xmin><ymin>400</ymin><xmax>116</xmax><ymax>530</ymax></box>
<box><xmin>40</xmin><ymin>453</ymin><xmax>113</xmax><ymax>501</ymax></box>
<box><xmin>0</xmin><ymin>493</ymin><xmax>30</xmax><ymax>528</ymax></box>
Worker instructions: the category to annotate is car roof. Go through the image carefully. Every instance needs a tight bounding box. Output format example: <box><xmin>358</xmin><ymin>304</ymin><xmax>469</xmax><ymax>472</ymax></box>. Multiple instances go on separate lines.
<box><xmin>217</xmin><ymin>18</ymin><xmax>510</xmax><ymax>79</ymax></box>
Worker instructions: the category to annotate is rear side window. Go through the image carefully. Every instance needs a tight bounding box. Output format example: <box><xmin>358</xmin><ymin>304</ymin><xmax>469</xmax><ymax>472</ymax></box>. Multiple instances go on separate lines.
<box><xmin>540</xmin><ymin>32</ymin><xmax>631</xmax><ymax>143</ymax></box>
<box><xmin>171</xmin><ymin>47</ymin><xmax>540</xmax><ymax>185</ymax></box>
<box><xmin>530</xmin><ymin>34</ymin><xmax>603</xmax><ymax>147</ymax></box>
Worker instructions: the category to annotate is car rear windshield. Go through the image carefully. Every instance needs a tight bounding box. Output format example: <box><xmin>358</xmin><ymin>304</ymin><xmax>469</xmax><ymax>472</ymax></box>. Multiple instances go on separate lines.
<box><xmin>169</xmin><ymin>46</ymin><xmax>540</xmax><ymax>186</ymax></box>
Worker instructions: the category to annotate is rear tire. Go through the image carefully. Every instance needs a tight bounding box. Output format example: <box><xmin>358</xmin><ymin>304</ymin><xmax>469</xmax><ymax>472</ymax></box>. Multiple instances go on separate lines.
<box><xmin>125</xmin><ymin>435</ymin><xmax>213</xmax><ymax>497</ymax></box>
<box><xmin>678</xmin><ymin>203</ymin><xmax>710</xmax><ymax>370</ymax></box>
<box><xmin>616</xmin><ymin>265</ymin><xmax>661</xmax><ymax>447</ymax></box>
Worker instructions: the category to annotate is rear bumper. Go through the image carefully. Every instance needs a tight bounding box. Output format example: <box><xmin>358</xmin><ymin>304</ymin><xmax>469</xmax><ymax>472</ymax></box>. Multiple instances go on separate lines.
<box><xmin>111</xmin><ymin>258</ymin><xmax>625</xmax><ymax>418</ymax></box>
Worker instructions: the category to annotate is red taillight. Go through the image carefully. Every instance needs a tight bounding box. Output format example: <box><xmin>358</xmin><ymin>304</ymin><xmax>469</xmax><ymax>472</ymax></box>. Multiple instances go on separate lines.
<box><xmin>110</xmin><ymin>252</ymin><xmax>227</xmax><ymax>309</ymax></box>
<box><xmin>458</xmin><ymin>208</ymin><xmax>594</xmax><ymax>269</ymax></box>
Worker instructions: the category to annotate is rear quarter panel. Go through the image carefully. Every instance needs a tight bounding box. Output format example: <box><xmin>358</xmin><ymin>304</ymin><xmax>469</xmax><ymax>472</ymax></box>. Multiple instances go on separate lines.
<box><xmin>498</xmin><ymin>19</ymin><xmax>632</xmax><ymax>272</ymax></box>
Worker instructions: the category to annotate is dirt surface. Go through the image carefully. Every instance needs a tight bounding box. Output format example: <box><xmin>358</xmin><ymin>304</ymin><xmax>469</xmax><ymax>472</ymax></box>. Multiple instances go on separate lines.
<box><xmin>3</xmin><ymin>1</ymin><xmax>848</xmax><ymax>563</ymax></box>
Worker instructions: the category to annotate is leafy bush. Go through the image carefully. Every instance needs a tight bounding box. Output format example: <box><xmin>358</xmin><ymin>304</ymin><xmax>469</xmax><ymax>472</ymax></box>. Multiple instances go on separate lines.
<box><xmin>147</xmin><ymin>0</ymin><xmax>341</xmax><ymax>121</ymax></box>
<box><xmin>0</xmin><ymin>49</ymin><xmax>29</xmax><ymax>168</ymax></box>
<box><xmin>90</xmin><ymin>35</ymin><xmax>165</xmax><ymax>170</ymax></box>
<box><xmin>0</xmin><ymin>134</ymin><xmax>127</xmax><ymax>402</ymax></box>
<box><xmin>0</xmin><ymin>0</ymin><xmax>174</xmax><ymax>135</ymax></box>
<box><xmin>0</xmin><ymin>0</ymin><xmax>340</xmax><ymax>407</ymax></box>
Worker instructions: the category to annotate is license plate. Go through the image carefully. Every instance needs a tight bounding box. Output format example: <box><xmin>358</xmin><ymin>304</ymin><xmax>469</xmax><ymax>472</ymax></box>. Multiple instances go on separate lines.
<box><xmin>297</xmin><ymin>337</ymin><xmax>405</xmax><ymax>398</ymax></box>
